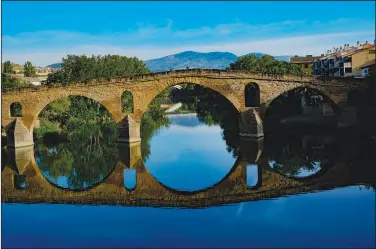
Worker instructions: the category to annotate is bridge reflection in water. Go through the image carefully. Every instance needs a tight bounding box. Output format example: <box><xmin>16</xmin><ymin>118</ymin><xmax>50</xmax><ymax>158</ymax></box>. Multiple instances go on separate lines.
<box><xmin>2</xmin><ymin>133</ymin><xmax>375</xmax><ymax>208</ymax></box>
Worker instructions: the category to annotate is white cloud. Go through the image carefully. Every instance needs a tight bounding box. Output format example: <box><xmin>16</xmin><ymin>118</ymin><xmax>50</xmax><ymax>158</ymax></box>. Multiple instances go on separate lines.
<box><xmin>3</xmin><ymin>30</ymin><xmax>374</xmax><ymax>67</ymax></box>
<box><xmin>2</xmin><ymin>18</ymin><xmax>374</xmax><ymax>66</ymax></box>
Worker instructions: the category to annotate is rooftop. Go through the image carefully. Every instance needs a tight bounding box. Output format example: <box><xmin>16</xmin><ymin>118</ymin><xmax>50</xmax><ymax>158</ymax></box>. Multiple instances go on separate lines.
<box><xmin>290</xmin><ymin>55</ymin><xmax>321</xmax><ymax>64</ymax></box>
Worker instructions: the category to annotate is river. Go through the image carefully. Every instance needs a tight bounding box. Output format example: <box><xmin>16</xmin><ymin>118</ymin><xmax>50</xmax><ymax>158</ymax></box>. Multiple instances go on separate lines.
<box><xmin>1</xmin><ymin>113</ymin><xmax>375</xmax><ymax>248</ymax></box>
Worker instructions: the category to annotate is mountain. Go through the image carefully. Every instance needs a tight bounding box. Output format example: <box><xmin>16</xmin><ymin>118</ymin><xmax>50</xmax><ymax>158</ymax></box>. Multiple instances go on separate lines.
<box><xmin>145</xmin><ymin>51</ymin><xmax>237</xmax><ymax>72</ymax></box>
<box><xmin>46</xmin><ymin>63</ymin><xmax>62</xmax><ymax>69</ymax></box>
<box><xmin>45</xmin><ymin>51</ymin><xmax>292</xmax><ymax>72</ymax></box>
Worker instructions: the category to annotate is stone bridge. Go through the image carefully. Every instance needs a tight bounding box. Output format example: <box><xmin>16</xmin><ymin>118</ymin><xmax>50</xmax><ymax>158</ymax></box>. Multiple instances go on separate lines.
<box><xmin>2</xmin><ymin>137</ymin><xmax>374</xmax><ymax>208</ymax></box>
<box><xmin>1</xmin><ymin>69</ymin><xmax>366</xmax><ymax>147</ymax></box>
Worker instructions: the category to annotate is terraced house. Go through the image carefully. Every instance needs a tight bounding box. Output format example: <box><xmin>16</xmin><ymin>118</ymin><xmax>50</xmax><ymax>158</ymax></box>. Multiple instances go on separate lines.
<box><xmin>312</xmin><ymin>40</ymin><xmax>376</xmax><ymax>78</ymax></box>
<box><xmin>290</xmin><ymin>55</ymin><xmax>321</xmax><ymax>74</ymax></box>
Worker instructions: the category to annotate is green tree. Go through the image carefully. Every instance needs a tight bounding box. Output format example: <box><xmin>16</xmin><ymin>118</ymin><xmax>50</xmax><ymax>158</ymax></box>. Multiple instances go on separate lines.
<box><xmin>229</xmin><ymin>54</ymin><xmax>302</xmax><ymax>75</ymax></box>
<box><xmin>23</xmin><ymin>61</ymin><xmax>37</xmax><ymax>77</ymax></box>
<box><xmin>1</xmin><ymin>73</ymin><xmax>30</xmax><ymax>91</ymax></box>
<box><xmin>3</xmin><ymin>61</ymin><xmax>14</xmax><ymax>74</ymax></box>
<box><xmin>45</xmin><ymin>54</ymin><xmax>150</xmax><ymax>85</ymax></box>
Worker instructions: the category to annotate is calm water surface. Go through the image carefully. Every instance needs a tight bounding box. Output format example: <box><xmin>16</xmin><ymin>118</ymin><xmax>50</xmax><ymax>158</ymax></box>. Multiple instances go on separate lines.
<box><xmin>2</xmin><ymin>114</ymin><xmax>375</xmax><ymax>248</ymax></box>
<box><xmin>144</xmin><ymin>114</ymin><xmax>236</xmax><ymax>191</ymax></box>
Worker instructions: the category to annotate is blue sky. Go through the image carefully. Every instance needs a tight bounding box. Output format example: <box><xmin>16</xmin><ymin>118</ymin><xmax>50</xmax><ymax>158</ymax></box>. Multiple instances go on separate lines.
<box><xmin>2</xmin><ymin>1</ymin><xmax>375</xmax><ymax>66</ymax></box>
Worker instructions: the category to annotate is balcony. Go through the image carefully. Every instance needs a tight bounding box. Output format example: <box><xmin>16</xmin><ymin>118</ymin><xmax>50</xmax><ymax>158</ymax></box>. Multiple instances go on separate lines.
<box><xmin>334</xmin><ymin>61</ymin><xmax>341</xmax><ymax>68</ymax></box>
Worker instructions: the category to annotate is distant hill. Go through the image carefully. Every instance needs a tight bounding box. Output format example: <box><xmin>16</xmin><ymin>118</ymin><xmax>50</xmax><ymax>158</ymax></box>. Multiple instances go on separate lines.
<box><xmin>145</xmin><ymin>51</ymin><xmax>238</xmax><ymax>72</ymax></box>
<box><xmin>46</xmin><ymin>51</ymin><xmax>293</xmax><ymax>73</ymax></box>
<box><xmin>1</xmin><ymin>62</ymin><xmax>23</xmax><ymax>73</ymax></box>
<box><xmin>46</xmin><ymin>63</ymin><xmax>62</xmax><ymax>69</ymax></box>
<box><xmin>146</xmin><ymin>51</ymin><xmax>292</xmax><ymax>72</ymax></box>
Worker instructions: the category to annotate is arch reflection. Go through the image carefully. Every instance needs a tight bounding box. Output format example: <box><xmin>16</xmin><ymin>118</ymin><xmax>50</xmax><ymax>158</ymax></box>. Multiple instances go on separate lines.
<box><xmin>34</xmin><ymin>124</ymin><xmax>118</xmax><ymax>190</ymax></box>
<box><xmin>2</xmin><ymin>132</ymin><xmax>374</xmax><ymax>208</ymax></box>
<box><xmin>264</xmin><ymin>132</ymin><xmax>337</xmax><ymax>179</ymax></box>
<box><xmin>141</xmin><ymin>83</ymin><xmax>241</xmax><ymax>192</ymax></box>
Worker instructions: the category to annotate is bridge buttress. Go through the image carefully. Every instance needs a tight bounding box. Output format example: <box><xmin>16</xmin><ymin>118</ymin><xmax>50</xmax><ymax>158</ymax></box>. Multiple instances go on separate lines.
<box><xmin>239</xmin><ymin>107</ymin><xmax>264</xmax><ymax>138</ymax></box>
<box><xmin>5</xmin><ymin>118</ymin><xmax>34</xmax><ymax>148</ymax></box>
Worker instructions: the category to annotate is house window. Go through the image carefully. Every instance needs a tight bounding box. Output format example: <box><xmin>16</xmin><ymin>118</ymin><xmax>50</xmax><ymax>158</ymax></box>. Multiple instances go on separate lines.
<box><xmin>304</xmin><ymin>64</ymin><xmax>309</xmax><ymax>68</ymax></box>
<box><xmin>369</xmin><ymin>50</ymin><xmax>376</xmax><ymax>54</ymax></box>
<box><xmin>345</xmin><ymin>68</ymin><xmax>352</xmax><ymax>73</ymax></box>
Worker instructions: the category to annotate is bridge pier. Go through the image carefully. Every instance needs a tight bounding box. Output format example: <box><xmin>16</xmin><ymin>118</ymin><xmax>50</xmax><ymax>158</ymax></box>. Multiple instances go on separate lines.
<box><xmin>117</xmin><ymin>115</ymin><xmax>141</xmax><ymax>143</ymax></box>
<box><xmin>239</xmin><ymin>108</ymin><xmax>264</xmax><ymax>138</ymax></box>
<box><xmin>238</xmin><ymin>136</ymin><xmax>264</xmax><ymax>164</ymax></box>
<box><xmin>117</xmin><ymin>141</ymin><xmax>142</xmax><ymax>169</ymax></box>
<box><xmin>6</xmin><ymin>146</ymin><xmax>34</xmax><ymax>175</ymax></box>
<box><xmin>5</xmin><ymin>118</ymin><xmax>34</xmax><ymax>148</ymax></box>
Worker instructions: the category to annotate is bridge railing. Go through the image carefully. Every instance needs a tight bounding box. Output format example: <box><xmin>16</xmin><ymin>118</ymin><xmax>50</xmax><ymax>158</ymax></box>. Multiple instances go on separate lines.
<box><xmin>1</xmin><ymin>69</ymin><xmax>366</xmax><ymax>93</ymax></box>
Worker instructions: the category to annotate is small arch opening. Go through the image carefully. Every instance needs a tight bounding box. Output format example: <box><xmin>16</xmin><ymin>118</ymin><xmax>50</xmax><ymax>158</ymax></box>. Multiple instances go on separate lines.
<box><xmin>124</xmin><ymin>168</ymin><xmax>136</xmax><ymax>190</ymax></box>
<box><xmin>14</xmin><ymin>174</ymin><xmax>26</xmax><ymax>190</ymax></box>
<box><xmin>10</xmin><ymin>102</ymin><xmax>23</xmax><ymax>117</ymax></box>
<box><xmin>245</xmin><ymin>83</ymin><xmax>260</xmax><ymax>107</ymax></box>
<box><xmin>121</xmin><ymin>91</ymin><xmax>134</xmax><ymax>114</ymax></box>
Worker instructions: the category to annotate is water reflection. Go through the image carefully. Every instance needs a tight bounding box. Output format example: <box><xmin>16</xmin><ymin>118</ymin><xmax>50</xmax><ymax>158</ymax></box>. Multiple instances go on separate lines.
<box><xmin>246</xmin><ymin>164</ymin><xmax>259</xmax><ymax>188</ymax></box>
<box><xmin>124</xmin><ymin>168</ymin><xmax>136</xmax><ymax>190</ymax></box>
<box><xmin>265</xmin><ymin>133</ymin><xmax>337</xmax><ymax>178</ymax></box>
<box><xmin>143</xmin><ymin>113</ymin><xmax>238</xmax><ymax>192</ymax></box>
<box><xmin>34</xmin><ymin>124</ymin><xmax>118</xmax><ymax>190</ymax></box>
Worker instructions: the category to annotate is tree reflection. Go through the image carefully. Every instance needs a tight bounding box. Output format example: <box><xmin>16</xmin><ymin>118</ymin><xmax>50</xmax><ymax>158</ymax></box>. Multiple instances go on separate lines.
<box><xmin>265</xmin><ymin>133</ymin><xmax>336</xmax><ymax>178</ymax></box>
<box><xmin>171</xmin><ymin>84</ymin><xmax>240</xmax><ymax>157</ymax></box>
<box><xmin>141</xmin><ymin>91</ymin><xmax>170</xmax><ymax>161</ymax></box>
<box><xmin>35</xmin><ymin>124</ymin><xmax>118</xmax><ymax>190</ymax></box>
<box><xmin>141</xmin><ymin>84</ymin><xmax>240</xmax><ymax>160</ymax></box>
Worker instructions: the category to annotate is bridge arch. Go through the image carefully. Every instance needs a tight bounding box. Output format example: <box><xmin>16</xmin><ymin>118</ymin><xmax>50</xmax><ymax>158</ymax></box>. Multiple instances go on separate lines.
<box><xmin>137</xmin><ymin>80</ymin><xmax>243</xmax><ymax>119</ymax></box>
<box><xmin>264</xmin><ymin>86</ymin><xmax>341</xmax><ymax>115</ymax></box>
<box><xmin>29</xmin><ymin>93</ymin><xmax>120</xmax><ymax>133</ymax></box>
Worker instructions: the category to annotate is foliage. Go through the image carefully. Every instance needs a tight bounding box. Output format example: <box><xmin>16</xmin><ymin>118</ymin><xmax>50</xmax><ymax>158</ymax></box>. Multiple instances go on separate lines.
<box><xmin>141</xmin><ymin>89</ymin><xmax>170</xmax><ymax>160</ymax></box>
<box><xmin>228</xmin><ymin>54</ymin><xmax>302</xmax><ymax>75</ymax></box>
<box><xmin>35</xmin><ymin>96</ymin><xmax>114</xmax><ymax>138</ymax></box>
<box><xmin>266</xmin><ymin>134</ymin><xmax>331</xmax><ymax>177</ymax></box>
<box><xmin>121</xmin><ymin>91</ymin><xmax>133</xmax><ymax>113</ymax></box>
<box><xmin>45</xmin><ymin>54</ymin><xmax>150</xmax><ymax>85</ymax></box>
<box><xmin>1</xmin><ymin>73</ymin><xmax>30</xmax><ymax>91</ymax></box>
<box><xmin>2</xmin><ymin>61</ymin><xmax>14</xmax><ymax>74</ymax></box>
<box><xmin>34</xmin><ymin>119</ymin><xmax>61</xmax><ymax>139</ymax></box>
<box><xmin>23</xmin><ymin>61</ymin><xmax>37</xmax><ymax>77</ymax></box>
